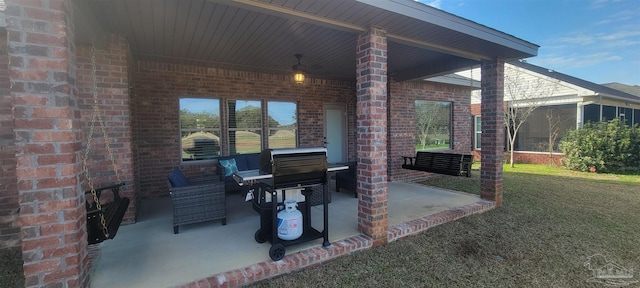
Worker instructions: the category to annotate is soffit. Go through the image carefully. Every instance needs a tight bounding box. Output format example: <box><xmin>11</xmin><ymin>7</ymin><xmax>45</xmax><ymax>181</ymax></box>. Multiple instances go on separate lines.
<box><xmin>77</xmin><ymin>0</ymin><xmax>538</xmax><ymax>81</ymax></box>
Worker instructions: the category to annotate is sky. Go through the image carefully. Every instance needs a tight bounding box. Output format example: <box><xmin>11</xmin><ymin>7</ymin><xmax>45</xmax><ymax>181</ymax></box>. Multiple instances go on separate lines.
<box><xmin>180</xmin><ymin>99</ymin><xmax>296</xmax><ymax>125</ymax></box>
<box><xmin>421</xmin><ymin>0</ymin><xmax>640</xmax><ymax>86</ymax></box>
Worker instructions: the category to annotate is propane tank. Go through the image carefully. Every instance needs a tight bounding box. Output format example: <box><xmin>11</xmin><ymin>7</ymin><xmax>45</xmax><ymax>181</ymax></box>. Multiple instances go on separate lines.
<box><xmin>277</xmin><ymin>199</ymin><xmax>303</xmax><ymax>240</ymax></box>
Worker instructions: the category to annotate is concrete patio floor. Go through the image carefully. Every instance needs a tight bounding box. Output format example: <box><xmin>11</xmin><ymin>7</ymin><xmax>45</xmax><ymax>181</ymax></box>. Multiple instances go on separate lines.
<box><xmin>89</xmin><ymin>180</ymin><xmax>494</xmax><ymax>287</ymax></box>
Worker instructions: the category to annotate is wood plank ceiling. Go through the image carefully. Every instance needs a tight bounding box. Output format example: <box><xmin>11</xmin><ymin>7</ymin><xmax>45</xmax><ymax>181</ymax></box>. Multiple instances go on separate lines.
<box><xmin>79</xmin><ymin>0</ymin><xmax>537</xmax><ymax>81</ymax></box>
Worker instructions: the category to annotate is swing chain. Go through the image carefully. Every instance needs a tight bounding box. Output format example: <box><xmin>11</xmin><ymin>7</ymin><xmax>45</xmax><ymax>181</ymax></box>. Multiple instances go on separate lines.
<box><xmin>82</xmin><ymin>44</ymin><xmax>118</xmax><ymax>240</ymax></box>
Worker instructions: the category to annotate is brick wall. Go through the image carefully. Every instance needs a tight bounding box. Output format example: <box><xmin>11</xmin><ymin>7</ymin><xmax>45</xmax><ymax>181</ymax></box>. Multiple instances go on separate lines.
<box><xmin>76</xmin><ymin>35</ymin><xmax>136</xmax><ymax>223</ymax></box>
<box><xmin>132</xmin><ymin>61</ymin><xmax>356</xmax><ymax>198</ymax></box>
<box><xmin>388</xmin><ymin>80</ymin><xmax>473</xmax><ymax>182</ymax></box>
<box><xmin>0</xmin><ymin>28</ymin><xmax>20</xmax><ymax>250</ymax></box>
<box><xmin>6</xmin><ymin>0</ymin><xmax>91</xmax><ymax>286</ymax></box>
<box><xmin>130</xmin><ymin>60</ymin><xmax>473</xmax><ymax>199</ymax></box>
<box><xmin>474</xmin><ymin>150</ymin><xmax>563</xmax><ymax>166</ymax></box>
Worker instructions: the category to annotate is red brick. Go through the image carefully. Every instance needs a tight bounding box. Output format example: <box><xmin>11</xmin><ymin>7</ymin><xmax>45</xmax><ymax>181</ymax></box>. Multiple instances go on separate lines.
<box><xmin>37</xmin><ymin>154</ymin><xmax>75</xmax><ymax>165</ymax></box>
<box><xmin>43</xmin><ymin>268</ymin><xmax>79</xmax><ymax>284</ymax></box>
<box><xmin>10</xmin><ymin>68</ymin><xmax>48</xmax><ymax>80</ymax></box>
<box><xmin>13</xmin><ymin>94</ymin><xmax>49</xmax><ymax>105</ymax></box>
<box><xmin>36</xmin><ymin>177</ymin><xmax>76</xmax><ymax>189</ymax></box>
<box><xmin>23</xmin><ymin>259</ymin><xmax>60</xmax><ymax>275</ymax></box>
<box><xmin>22</xmin><ymin>235</ymin><xmax>62</xmax><ymax>250</ymax></box>
<box><xmin>32</xmin><ymin>107</ymin><xmax>71</xmax><ymax>118</ymax></box>
<box><xmin>23</xmin><ymin>6</ymin><xmax>66</xmax><ymax>23</ymax></box>
<box><xmin>32</xmin><ymin>131</ymin><xmax>74</xmax><ymax>142</ymax></box>
<box><xmin>22</xmin><ymin>143</ymin><xmax>55</xmax><ymax>154</ymax></box>
<box><xmin>26</xmin><ymin>32</ymin><xmax>65</xmax><ymax>46</ymax></box>
<box><xmin>38</xmin><ymin>200</ymin><xmax>78</xmax><ymax>213</ymax></box>
<box><xmin>28</xmin><ymin>58</ymin><xmax>67</xmax><ymax>70</ymax></box>
<box><xmin>16</xmin><ymin>166</ymin><xmax>56</xmax><ymax>178</ymax></box>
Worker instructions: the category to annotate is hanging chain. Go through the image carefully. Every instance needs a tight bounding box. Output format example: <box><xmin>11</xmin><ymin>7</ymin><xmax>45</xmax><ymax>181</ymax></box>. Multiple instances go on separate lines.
<box><xmin>82</xmin><ymin>44</ymin><xmax>109</xmax><ymax>239</ymax></box>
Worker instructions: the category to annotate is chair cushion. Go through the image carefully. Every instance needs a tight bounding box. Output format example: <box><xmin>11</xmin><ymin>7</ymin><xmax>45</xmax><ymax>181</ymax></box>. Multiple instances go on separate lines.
<box><xmin>233</xmin><ymin>154</ymin><xmax>248</xmax><ymax>171</ymax></box>
<box><xmin>219</xmin><ymin>158</ymin><xmax>239</xmax><ymax>176</ymax></box>
<box><xmin>245</xmin><ymin>153</ymin><xmax>260</xmax><ymax>170</ymax></box>
<box><xmin>168</xmin><ymin>167</ymin><xmax>189</xmax><ymax>187</ymax></box>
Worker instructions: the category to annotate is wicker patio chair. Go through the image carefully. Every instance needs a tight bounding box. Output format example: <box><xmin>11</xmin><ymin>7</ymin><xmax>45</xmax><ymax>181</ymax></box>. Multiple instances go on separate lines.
<box><xmin>168</xmin><ymin>167</ymin><xmax>226</xmax><ymax>234</ymax></box>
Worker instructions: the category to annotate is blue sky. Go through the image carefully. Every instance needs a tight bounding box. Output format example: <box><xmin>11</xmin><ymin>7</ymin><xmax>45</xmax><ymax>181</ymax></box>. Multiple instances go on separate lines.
<box><xmin>421</xmin><ymin>0</ymin><xmax>640</xmax><ymax>85</ymax></box>
<box><xmin>180</xmin><ymin>99</ymin><xmax>296</xmax><ymax>126</ymax></box>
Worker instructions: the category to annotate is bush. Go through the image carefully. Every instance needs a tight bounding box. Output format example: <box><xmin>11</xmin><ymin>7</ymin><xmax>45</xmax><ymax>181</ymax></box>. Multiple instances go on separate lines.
<box><xmin>560</xmin><ymin>119</ymin><xmax>640</xmax><ymax>174</ymax></box>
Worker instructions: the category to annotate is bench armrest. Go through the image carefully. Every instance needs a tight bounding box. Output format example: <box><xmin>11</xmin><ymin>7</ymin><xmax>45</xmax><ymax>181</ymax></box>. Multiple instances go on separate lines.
<box><xmin>402</xmin><ymin>156</ymin><xmax>415</xmax><ymax>166</ymax></box>
<box><xmin>85</xmin><ymin>182</ymin><xmax>126</xmax><ymax>210</ymax></box>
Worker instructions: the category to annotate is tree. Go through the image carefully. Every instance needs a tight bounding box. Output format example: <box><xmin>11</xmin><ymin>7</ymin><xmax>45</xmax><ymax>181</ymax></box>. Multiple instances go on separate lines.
<box><xmin>415</xmin><ymin>101</ymin><xmax>449</xmax><ymax>149</ymax></box>
<box><xmin>545</xmin><ymin>109</ymin><xmax>562</xmax><ymax>165</ymax></box>
<box><xmin>503</xmin><ymin>64</ymin><xmax>559</xmax><ymax>167</ymax></box>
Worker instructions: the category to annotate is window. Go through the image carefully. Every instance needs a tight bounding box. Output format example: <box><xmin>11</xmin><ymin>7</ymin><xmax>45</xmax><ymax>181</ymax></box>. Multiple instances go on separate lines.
<box><xmin>514</xmin><ymin>104</ymin><xmax>576</xmax><ymax>152</ymax></box>
<box><xmin>415</xmin><ymin>100</ymin><xmax>451</xmax><ymax>151</ymax></box>
<box><xmin>474</xmin><ymin>115</ymin><xmax>481</xmax><ymax>150</ymax></box>
<box><xmin>602</xmin><ymin>105</ymin><xmax>617</xmax><ymax>121</ymax></box>
<box><xmin>228</xmin><ymin>100</ymin><xmax>262</xmax><ymax>154</ymax></box>
<box><xmin>583</xmin><ymin>104</ymin><xmax>600</xmax><ymax>124</ymax></box>
<box><xmin>619</xmin><ymin>107</ymin><xmax>633</xmax><ymax>126</ymax></box>
<box><xmin>180</xmin><ymin>98</ymin><xmax>221</xmax><ymax>161</ymax></box>
<box><xmin>268</xmin><ymin>101</ymin><xmax>297</xmax><ymax>149</ymax></box>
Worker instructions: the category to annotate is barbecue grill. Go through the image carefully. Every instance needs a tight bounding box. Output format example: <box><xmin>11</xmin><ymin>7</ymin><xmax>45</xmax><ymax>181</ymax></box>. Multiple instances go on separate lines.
<box><xmin>252</xmin><ymin>147</ymin><xmax>331</xmax><ymax>261</ymax></box>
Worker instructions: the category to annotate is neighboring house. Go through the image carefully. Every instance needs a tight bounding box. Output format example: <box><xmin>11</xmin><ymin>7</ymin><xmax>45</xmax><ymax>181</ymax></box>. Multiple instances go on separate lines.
<box><xmin>444</xmin><ymin>61</ymin><xmax>640</xmax><ymax>164</ymax></box>
<box><xmin>603</xmin><ymin>82</ymin><xmax>640</xmax><ymax>97</ymax></box>
<box><xmin>0</xmin><ymin>0</ymin><xmax>538</xmax><ymax>286</ymax></box>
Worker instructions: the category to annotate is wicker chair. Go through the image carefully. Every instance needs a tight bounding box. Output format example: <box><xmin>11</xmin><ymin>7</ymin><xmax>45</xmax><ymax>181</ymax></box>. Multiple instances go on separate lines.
<box><xmin>168</xmin><ymin>167</ymin><xmax>226</xmax><ymax>234</ymax></box>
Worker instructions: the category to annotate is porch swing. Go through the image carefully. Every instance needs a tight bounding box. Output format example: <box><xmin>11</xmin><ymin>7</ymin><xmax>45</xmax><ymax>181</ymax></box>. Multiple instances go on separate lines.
<box><xmin>83</xmin><ymin>45</ymin><xmax>130</xmax><ymax>245</ymax></box>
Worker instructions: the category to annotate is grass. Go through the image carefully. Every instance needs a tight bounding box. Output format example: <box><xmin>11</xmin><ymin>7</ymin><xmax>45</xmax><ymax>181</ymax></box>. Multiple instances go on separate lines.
<box><xmin>181</xmin><ymin>130</ymin><xmax>297</xmax><ymax>157</ymax></box>
<box><xmin>0</xmin><ymin>248</ymin><xmax>24</xmax><ymax>288</ymax></box>
<box><xmin>2</xmin><ymin>165</ymin><xmax>638</xmax><ymax>287</ymax></box>
<box><xmin>249</xmin><ymin>164</ymin><xmax>640</xmax><ymax>287</ymax></box>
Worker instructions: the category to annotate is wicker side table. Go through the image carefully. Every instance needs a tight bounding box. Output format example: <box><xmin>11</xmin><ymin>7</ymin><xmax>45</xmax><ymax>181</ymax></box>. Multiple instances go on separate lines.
<box><xmin>169</xmin><ymin>180</ymin><xmax>225</xmax><ymax>234</ymax></box>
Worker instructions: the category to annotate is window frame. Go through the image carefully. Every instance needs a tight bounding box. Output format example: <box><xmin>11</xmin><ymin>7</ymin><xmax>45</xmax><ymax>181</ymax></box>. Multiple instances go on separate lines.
<box><xmin>179</xmin><ymin>97</ymin><xmax>222</xmax><ymax>162</ymax></box>
<box><xmin>414</xmin><ymin>100</ymin><xmax>452</xmax><ymax>151</ymax></box>
<box><xmin>267</xmin><ymin>101</ymin><xmax>298</xmax><ymax>149</ymax></box>
<box><xmin>474</xmin><ymin>115</ymin><xmax>482</xmax><ymax>150</ymax></box>
<box><xmin>227</xmin><ymin>99</ymin><xmax>263</xmax><ymax>155</ymax></box>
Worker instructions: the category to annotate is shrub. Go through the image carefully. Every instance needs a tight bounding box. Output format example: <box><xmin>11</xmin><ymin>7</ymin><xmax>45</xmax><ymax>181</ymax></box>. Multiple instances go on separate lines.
<box><xmin>560</xmin><ymin>119</ymin><xmax>640</xmax><ymax>174</ymax></box>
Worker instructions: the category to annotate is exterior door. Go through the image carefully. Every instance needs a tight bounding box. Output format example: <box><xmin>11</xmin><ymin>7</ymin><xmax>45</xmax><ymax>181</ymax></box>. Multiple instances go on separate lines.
<box><xmin>324</xmin><ymin>104</ymin><xmax>347</xmax><ymax>163</ymax></box>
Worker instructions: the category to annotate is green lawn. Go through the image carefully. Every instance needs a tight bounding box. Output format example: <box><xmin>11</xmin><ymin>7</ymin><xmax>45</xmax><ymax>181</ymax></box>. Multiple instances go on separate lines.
<box><xmin>250</xmin><ymin>164</ymin><xmax>640</xmax><ymax>287</ymax></box>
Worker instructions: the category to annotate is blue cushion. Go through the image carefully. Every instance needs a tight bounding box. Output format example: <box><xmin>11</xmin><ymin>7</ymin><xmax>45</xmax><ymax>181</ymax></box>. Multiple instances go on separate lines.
<box><xmin>246</xmin><ymin>153</ymin><xmax>260</xmax><ymax>170</ymax></box>
<box><xmin>219</xmin><ymin>158</ymin><xmax>239</xmax><ymax>176</ymax></box>
<box><xmin>234</xmin><ymin>154</ymin><xmax>248</xmax><ymax>171</ymax></box>
<box><xmin>168</xmin><ymin>167</ymin><xmax>189</xmax><ymax>187</ymax></box>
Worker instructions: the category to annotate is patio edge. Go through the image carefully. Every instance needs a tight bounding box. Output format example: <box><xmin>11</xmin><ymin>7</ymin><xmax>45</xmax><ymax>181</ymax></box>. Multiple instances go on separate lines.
<box><xmin>177</xmin><ymin>234</ymin><xmax>373</xmax><ymax>288</ymax></box>
<box><xmin>387</xmin><ymin>199</ymin><xmax>496</xmax><ymax>242</ymax></box>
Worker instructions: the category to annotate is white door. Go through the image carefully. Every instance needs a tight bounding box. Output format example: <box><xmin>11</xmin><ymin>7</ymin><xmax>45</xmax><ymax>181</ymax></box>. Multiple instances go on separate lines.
<box><xmin>324</xmin><ymin>104</ymin><xmax>347</xmax><ymax>163</ymax></box>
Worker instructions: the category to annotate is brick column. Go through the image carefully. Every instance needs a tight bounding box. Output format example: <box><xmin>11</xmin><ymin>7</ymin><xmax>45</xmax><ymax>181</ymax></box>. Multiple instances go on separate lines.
<box><xmin>7</xmin><ymin>1</ymin><xmax>88</xmax><ymax>287</ymax></box>
<box><xmin>480</xmin><ymin>58</ymin><xmax>505</xmax><ymax>207</ymax></box>
<box><xmin>356</xmin><ymin>26</ymin><xmax>388</xmax><ymax>246</ymax></box>
<box><xmin>0</xmin><ymin>28</ymin><xmax>21</xmax><ymax>250</ymax></box>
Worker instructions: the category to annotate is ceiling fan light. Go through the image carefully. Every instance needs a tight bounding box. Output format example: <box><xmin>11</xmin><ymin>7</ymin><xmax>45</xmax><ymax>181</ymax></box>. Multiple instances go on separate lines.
<box><xmin>292</xmin><ymin>54</ymin><xmax>306</xmax><ymax>84</ymax></box>
<box><xmin>293</xmin><ymin>71</ymin><xmax>305</xmax><ymax>84</ymax></box>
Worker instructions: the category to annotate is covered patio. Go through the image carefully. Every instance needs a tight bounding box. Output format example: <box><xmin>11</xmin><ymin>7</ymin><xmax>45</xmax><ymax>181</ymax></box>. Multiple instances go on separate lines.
<box><xmin>90</xmin><ymin>181</ymin><xmax>494</xmax><ymax>287</ymax></box>
<box><xmin>2</xmin><ymin>0</ymin><xmax>538</xmax><ymax>287</ymax></box>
